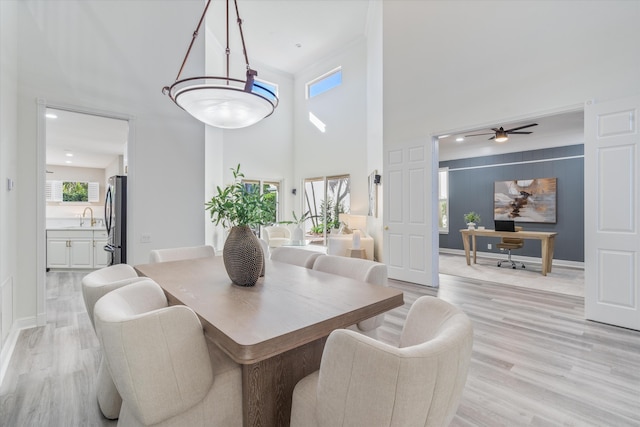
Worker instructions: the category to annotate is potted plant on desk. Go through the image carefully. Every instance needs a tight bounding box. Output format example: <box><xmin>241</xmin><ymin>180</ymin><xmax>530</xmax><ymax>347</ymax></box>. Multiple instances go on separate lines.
<box><xmin>205</xmin><ymin>164</ymin><xmax>274</xmax><ymax>286</ymax></box>
<box><xmin>464</xmin><ymin>211</ymin><xmax>481</xmax><ymax>230</ymax></box>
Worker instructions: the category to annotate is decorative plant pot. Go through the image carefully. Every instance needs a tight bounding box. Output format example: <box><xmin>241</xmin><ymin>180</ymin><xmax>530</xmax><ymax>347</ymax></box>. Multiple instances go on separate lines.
<box><xmin>467</xmin><ymin>222</ymin><xmax>476</xmax><ymax>230</ymax></box>
<box><xmin>223</xmin><ymin>225</ymin><xmax>264</xmax><ymax>287</ymax></box>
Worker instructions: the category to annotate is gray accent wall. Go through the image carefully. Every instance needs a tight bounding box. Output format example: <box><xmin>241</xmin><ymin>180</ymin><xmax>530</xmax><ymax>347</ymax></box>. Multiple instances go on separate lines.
<box><xmin>439</xmin><ymin>144</ymin><xmax>584</xmax><ymax>262</ymax></box>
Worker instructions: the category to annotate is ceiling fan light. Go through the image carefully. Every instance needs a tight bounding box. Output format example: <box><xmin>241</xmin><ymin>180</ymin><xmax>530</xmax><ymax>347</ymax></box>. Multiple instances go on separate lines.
<box><xmin>495</xmin><ymin>130</ymin><xmax>509</xmax><ymax>143</ymax></box>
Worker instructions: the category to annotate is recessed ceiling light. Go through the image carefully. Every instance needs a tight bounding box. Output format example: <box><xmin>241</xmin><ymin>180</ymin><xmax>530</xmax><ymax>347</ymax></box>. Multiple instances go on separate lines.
<box><xmin>439</xmin><ymin>134</ymin><xmax>450</xmax><ymax>139</ymax></box>
<box><xmin>65</xmin><ymin>152</ymin><xmax>73</xmax><ymax>157</ymax></box>
<box><xmin>65</xmin><ymin>160</ymin><xmax>72</xmax><ymax>164</ymax></box>
<box><xmin>46</xmin><ymin>113</ymin><xmax>58</xmax><ymax>119</ymax></box>
<box><xmin>456</xmin><ymin>137</ymin><xmax>464</xmax><ymax>142</ymax></box>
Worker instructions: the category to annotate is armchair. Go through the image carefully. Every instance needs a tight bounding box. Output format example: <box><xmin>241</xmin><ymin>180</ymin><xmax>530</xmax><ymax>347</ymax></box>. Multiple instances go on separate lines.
<box><xmin>263</xmin><ymin>225</ymin><xmax>291</xmax><ymax>248</ymax></box>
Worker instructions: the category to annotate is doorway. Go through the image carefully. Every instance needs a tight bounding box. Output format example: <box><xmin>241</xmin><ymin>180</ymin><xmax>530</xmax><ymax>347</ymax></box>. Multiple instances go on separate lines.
<box><xmin>435</xmin><ymin>108</ymin><xmax>585</xmax><ymax>294</ymax></box>
<box><xmin>37</xmin><ymin>103</ymin><xmax>132</xmax><ymax>324</ymax></box>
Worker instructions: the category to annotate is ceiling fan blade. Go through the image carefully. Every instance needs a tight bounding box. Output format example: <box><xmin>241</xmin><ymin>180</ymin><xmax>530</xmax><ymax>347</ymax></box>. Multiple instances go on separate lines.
<box><xmin>465</xmin><ymin>132</ymin><xmax>494</xmax><ymax>137</ymax></box>
<box><xmin>508</xmin><ymin>131</ymin><xmax>534</xmax><ymax>135</ymax></box>
<box><xmin>505</xmin><ymin>123</ymin><xmax>538</xmax><ymax>132</ymax></box>
<box><xmin>488</xmin><ymin>136</ymin><xmax>496</xmax><ymax>140</ymax></box>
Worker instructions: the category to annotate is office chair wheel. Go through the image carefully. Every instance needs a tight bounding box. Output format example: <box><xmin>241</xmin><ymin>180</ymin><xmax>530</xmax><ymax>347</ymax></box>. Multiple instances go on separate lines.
<box><xmin>522</xmin><ymin>265</ymin><xmax>526</xmax><ymax>269</ymax></box>
<box><xmin>512</xmin><ymin>266</ymin><xmax>516</xmax><ymax>269</ymax></box>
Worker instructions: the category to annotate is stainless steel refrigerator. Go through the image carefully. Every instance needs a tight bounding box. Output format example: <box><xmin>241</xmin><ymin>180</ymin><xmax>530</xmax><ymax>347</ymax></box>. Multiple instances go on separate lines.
<box><xmin>104</xmin><ymin>175</ymin><xmax>127</xmax><ymax>265</ymax></box>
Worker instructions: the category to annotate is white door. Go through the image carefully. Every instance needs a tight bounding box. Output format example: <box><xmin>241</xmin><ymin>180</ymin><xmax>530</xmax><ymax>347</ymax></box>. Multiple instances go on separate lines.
<box><xmin>585</xmin><ymin>95</ymin><xmax>640</xmax><ymax>330</ymax></box>
<box><xmin>383</xmin><ymin>141</ymin><xmax>438</xmax><ymax>286</ymax></box>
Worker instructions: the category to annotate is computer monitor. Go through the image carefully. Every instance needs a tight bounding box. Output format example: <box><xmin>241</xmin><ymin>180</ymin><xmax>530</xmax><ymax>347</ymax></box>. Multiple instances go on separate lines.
<box><xmin>494</xmin><ymin>220</ymin><xmax>516</xmax><ymax>232</ymax></box>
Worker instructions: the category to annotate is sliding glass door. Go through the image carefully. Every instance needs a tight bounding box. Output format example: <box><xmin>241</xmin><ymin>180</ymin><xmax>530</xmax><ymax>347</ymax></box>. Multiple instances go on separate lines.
<box><xmin>303</xmin><ymin>175</ymin><xmax>350</xmax><ymax>245</ymax></box>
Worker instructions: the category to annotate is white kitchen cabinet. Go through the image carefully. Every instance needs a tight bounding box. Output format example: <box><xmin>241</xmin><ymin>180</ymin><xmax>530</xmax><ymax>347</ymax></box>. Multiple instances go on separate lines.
<box><xmin>46</xmin><ymin>238</ymin><xmax>70</xmax><ymax>268</ymax></box>
<box><xmin>69</xmin><ymin>238</ymin><xmax>93</xmax><ymax>268</ymax></box>
<box><xmin>47</xmin><ymin>229</ymin><xmax>105</xmax><ymax>269</ymax></box>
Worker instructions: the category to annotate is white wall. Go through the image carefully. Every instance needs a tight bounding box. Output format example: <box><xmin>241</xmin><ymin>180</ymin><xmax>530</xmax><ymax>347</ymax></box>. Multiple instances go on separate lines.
<box><xmin>382</xmin><ymin>0</ymin><xmax>640</xmax><ymax>283</ymax></box>
<box><xmin>15</xmin><ymin>0</ymin><xmax>206</xmax><ymax>325</ymax></box>
<box><xmin>0</xmin><ymin>0</ymin><xmax>18</xmax><ymax>354</ymax></box>
<box><xmin>366</xmin><ymin>1</ymin><xmax>384</xmax><ymax>260</ymax></box>
<box><xmin>203</xmin><ymin>20</ymin><xmax>295</xmax><ymax>252</ymax></box>
<box><xmin>219</xmin><ymin>64</ymin><xmax>295</xmax><ymax>220</ymax></box>
<box><xmin>293</xmin><ymin>38</ymin><xmax>369</xmax><ymax>219</ymax></box>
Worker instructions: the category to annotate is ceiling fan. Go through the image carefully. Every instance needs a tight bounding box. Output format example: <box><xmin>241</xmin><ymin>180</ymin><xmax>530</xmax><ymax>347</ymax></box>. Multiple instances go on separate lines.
<box><xmin>465</xmin><ymin>123</ymin><xmax>538</xmax><ymax>142</ymax></box>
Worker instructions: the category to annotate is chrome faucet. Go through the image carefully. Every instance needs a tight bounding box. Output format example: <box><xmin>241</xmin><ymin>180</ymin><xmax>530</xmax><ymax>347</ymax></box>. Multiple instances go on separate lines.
<box><xmin>82</xmin><ymin>207</ymin><xmax>96</xmax><ymax>227</ymax></box>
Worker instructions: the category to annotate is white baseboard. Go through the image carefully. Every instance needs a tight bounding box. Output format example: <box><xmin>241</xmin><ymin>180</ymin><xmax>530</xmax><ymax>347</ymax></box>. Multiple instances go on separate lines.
<box><xmin>0</xmin><ymin>316</ymin><xmax>38</xmax><ymax>387</ymax></box>
<box><xmin>439</xmin><ymin>248</ymin><xmax>585</xmax><ymax>270</ymax></box>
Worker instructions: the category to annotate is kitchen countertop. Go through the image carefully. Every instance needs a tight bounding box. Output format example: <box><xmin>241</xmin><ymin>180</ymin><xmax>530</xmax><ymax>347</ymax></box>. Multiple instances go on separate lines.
<box><xmin>46</xmin><ymin>226</ymin><xmax>107</xmax><ymax>231</ymax></box>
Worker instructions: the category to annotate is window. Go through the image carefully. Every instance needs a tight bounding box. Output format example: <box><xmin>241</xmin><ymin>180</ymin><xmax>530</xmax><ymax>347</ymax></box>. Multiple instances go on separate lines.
<box><xmin>438</xmin><ymin>168</ymin><xmax>449</xmax><ymax>233</ymax></box>
<box><xmin>241</xmin><ymin>178</ymin><xmax>281</xmax><ymax>236</ymax></box>
<box><xmin>303</xmin><ymin>175</ymin><xmax>350</xmax><ymax>244</ymax></box>
<box><xmin>253</xmin><ymin>79</ymin><xmax>278</xmax><ymax>103</ymax></box>
<box><xmin>306</xmin><ymin>67</ymin><xmax>342</xmax><ymax>99</ymax></box>
<box><xmin>46</xmin><ymin>180</ymin><xmax>99</xmax><ymax>203</ymax></box>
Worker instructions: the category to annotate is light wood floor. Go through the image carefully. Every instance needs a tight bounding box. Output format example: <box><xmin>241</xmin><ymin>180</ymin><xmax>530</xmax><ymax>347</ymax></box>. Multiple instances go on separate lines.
<box><xmin>1</xmin><ymin>271</ymin><xmax>639</xmax><ymax>426</ymax></box>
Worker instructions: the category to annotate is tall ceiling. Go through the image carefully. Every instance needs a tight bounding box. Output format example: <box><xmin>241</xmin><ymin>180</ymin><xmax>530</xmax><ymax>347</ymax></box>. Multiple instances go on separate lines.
<box><xmin>46</xmin><ymin>0</ymin><xmax>584</xmax><ymax>170</ymax></box>
<box><xmin>205</xmin><ymin>0</ymin><xmax>371</xmax><ymax>75</ymax></box>
<box><xmin>46</xmin><ymin>0</ymin><xmax>371</xmax><ymax>170</ymax></box>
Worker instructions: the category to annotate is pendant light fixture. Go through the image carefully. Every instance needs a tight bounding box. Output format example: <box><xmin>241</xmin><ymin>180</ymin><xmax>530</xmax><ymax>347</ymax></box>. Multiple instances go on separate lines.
<box><xmin>162</xmin><ymin>0</ymin><xmax>278</xmax><ymax>129</ymax></box>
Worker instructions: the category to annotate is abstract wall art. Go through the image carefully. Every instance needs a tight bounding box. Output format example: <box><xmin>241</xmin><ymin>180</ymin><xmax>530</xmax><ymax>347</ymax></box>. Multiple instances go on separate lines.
<box><xmin>494</xmin><ymin>177</ymin><xmax>557</xmax><ymax>223</ymax></box>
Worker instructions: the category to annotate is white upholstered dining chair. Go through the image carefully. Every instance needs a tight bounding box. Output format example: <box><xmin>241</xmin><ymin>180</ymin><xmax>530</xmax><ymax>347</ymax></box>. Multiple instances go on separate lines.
<box><xmin>312</xmin><ymin>255</ymin><xmax>388</xmax><ymax>337</ymax></box>
<box><xmin>94</xmin><ymin>280</ymin><xmax>242</xmax><ymax>427</ymax></box>
<box><xmin>270</xmin><ymin>247</ymin><xmax>322</xmax><ymax>269</ymax></box>
<box><xmin>149</xmin><ymin>245</ymin><xmax>215</xmax><ymax>263</ymax></box>
<box><xmin>81</xmin><ymin>263</ymin><xmax>147</xmax><ymax>419</ymax></box>
<box><xmin>290</xmin><ymin>296</ymin><xmax>474</xmax><ymax>427</ymax></box>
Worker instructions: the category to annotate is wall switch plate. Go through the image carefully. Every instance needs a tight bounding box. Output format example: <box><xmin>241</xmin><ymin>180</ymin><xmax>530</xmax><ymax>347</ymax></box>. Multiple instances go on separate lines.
<box><xmin>487</xmin><ymin>243</ymin><xmax>492</xmax><ymax>250</ymax></box>
<box><xmin>140</xmin><ymin>234</ymin><xmax>151</xmax><ymax>243</ymax></box>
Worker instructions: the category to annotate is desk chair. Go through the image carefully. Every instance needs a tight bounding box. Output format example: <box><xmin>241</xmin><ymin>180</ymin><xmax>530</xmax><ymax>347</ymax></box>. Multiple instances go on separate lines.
<box><xmin>497</xmin><ymin>227</ymin><xmax>525</xmax><ymax>269</ymax></box>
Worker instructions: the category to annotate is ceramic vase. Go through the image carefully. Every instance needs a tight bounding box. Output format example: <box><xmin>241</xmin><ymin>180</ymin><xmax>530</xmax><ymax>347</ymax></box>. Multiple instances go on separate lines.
<box><xmin>292</xmin><ymin>226</ymin><xmax>304</xmax><ymax>244</ymax></box>
<box><xmin>223</xmin><ymin>225</ymin><xmax>264</xmax><ymax>286</ymax></box>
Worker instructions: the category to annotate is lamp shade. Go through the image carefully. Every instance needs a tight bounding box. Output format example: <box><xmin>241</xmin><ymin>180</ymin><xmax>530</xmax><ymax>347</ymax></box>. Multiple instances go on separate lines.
<box><xmin>348</xmin><ymin>215</ymin><xmax>367</xmax><ymax>232</ymax></box>
<box><xmin>169</xmin><ymin>79</ymin><xmax>277</xmax><ymax>129</ymax></box>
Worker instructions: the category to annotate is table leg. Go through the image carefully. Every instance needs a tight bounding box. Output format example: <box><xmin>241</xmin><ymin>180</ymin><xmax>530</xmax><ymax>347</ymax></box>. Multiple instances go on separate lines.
<box><xmin>242</xmin><ymin>337</ymin><xmax>326</xmax><ymax>427</ymax></box>
<box><xmin>542</xmin><ymin>236</ymin><xmax>557</xmax><ymax>275</ymax></box>
<box><xmin>462</xmin><ymin>233</ymin><xmax>471</xmax><ymax>265</ymax></box>
<box><xmin>472</xmin><ymin>235</ymin><xmax>477</xmax><ymax>264</ymax></box>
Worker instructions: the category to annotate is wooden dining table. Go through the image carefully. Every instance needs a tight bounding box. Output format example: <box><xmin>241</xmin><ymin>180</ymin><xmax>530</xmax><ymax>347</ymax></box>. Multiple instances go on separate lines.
<box><xmin>135</xmin><ymin>256</ymin><xmax>404</xmax><ymax>427</ymax></box>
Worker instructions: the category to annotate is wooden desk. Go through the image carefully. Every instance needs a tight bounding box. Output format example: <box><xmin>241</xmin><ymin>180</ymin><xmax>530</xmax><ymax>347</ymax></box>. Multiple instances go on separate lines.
<box><xmin>460</xmin><ymin>229</ymin><xmax>558</xmax><ymax>276</ymax></box>
<box><xmin>135</xmin><ymin>256</ymin><xmax>403</xmax><ymax>427</ymax></box>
